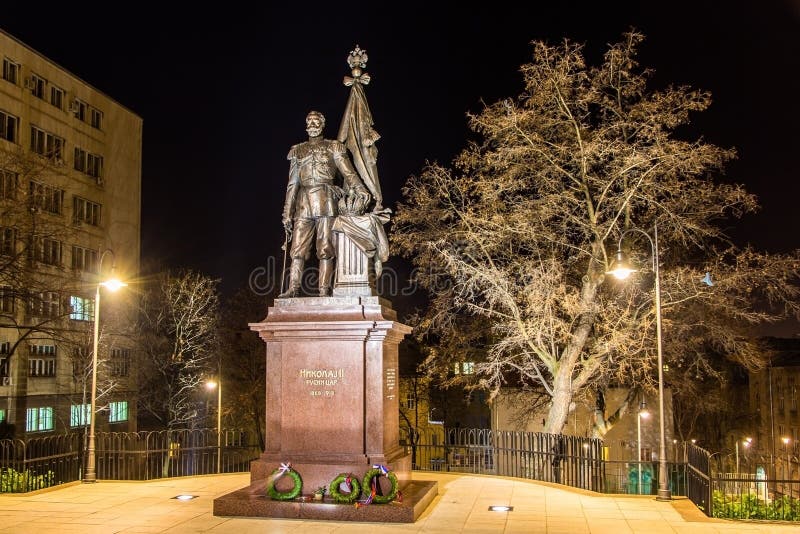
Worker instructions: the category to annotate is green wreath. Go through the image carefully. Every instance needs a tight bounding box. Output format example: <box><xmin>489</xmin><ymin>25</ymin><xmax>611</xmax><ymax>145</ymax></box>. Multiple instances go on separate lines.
<box><xmin>267</xmin><ymin>465</ymin><xmax>303</xmax><ymax>500</ymax></box>
<box><xmin>362</xmin><ymin>467</ymin><xmax>399</xmax><ymax>504</ymax></box>
<box><xmin>329</xmin><ymin>473</ymin><xmax>362</xmax><ymax>504</ymax></box>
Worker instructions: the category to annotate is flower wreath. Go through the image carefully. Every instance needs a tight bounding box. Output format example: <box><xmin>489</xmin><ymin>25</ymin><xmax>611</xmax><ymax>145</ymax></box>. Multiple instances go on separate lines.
<box><xmin>359</xmin><ymin>465</ymin><xmax>399</xmax><ymax>505</ymax></box>
<box><xmin>266</xmin><ymin>462</ymin><xmax>303</xmax><ymax>501</ymax></box>
<box><xmin>328</xmin><ymin>473</ymin><xmax>362</xmax><ymax>504</ymax></box>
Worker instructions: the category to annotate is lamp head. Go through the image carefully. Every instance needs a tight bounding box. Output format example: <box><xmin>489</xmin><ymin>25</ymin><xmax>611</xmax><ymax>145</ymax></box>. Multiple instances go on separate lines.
<box><xmin>206</xmin><ymin>380</ymin><xmax>218</xmax><ymax>391</ymax></box>
<box><xmin>607</xmin><ymin>249</ymin><xmax>637</xmax><ymax>280</ymax></box>
<box><xmin>101</xmin><ymin>278</ymin><xmax>127</xmax><ymax>292</ymax></box>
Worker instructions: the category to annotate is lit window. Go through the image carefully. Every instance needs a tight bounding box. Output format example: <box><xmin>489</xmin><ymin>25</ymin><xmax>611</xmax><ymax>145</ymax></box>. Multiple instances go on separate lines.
<box><xmin>26</xmin><ymin>406</ymin><xmax>53</xmax><ymax>431</ymax></box>
<box><xmin>109</xmin><ymin>401</ymin><xmax>128</xmax><ymax>423</ymax></box>
<box><xmin>454</xmin><ymin>362</ymin><xmax>475</xmax><ymax>375</ymax></box>
<box><xmin>2</xmin><ymin>58</ymin><xmax>19</xmax><ymax>84</ymax></box>
<box><xmin>0</xmin><ymin>110</ymin><xmax>19</xmax><ymax>143</ymax></box>
<box><xmin>0</xmin><ymin>409</ymin><xmax>5</xmax><ymax>422</ymax></box>
<box><xmin>69</xmin><ymin>295</ymin><xmax>94</xmax><ymax>321</ymax></box>
<box><xmin>70</xmin><ymin>403</ymin><xmax>91</xmax><ymax>427</ymax></box>
<box><xmin>405</xmin><ymin>394</ymin><xmax>416</xmax><ymax>410</ymax></box>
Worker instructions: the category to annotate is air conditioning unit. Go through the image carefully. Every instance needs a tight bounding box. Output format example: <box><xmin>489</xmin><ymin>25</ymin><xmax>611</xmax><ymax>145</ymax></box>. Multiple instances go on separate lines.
<box><xmin>1</xmin><ymin>377</ymin><xmax>11</xmax><ymax>386</ymax></box>
<box><xmin>68</xmin><ymin>99</ymin><xmax>79</xmax><ymax>113</ymax></box>
<box><xmin>24</xmin><ymin>77</ymin><xmax>35</xmax><ymax>90</ymax></box>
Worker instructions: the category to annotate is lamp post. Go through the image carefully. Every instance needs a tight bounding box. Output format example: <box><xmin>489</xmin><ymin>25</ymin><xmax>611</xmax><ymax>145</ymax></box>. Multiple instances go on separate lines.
<box><xmin>206</xmin><ymin>375</ymin><xmax>222</xmax><ymax>473</ymax></box>
<box><xmin>736</xmin><ymin>437</ymin><xmax>752</xmax><ymax>477</ymax></box>
<box><xmin>83</xmin><ymin>250</ymin><xmax>127</xmax><ymax>483</ymax></box>
<box><xmin>637</xmin><ymin>399</ymin><xmax>650</xmax><ymax>494</ymax></box>
<box><xmin>608</xmin><ymin>222</ymin><xmax>671</xmax><ymax>500</ymax></box>
<box><xmin>783</xmin><ymin>437</ymin><xmax>791</xmax><ymax>481</ymax></box>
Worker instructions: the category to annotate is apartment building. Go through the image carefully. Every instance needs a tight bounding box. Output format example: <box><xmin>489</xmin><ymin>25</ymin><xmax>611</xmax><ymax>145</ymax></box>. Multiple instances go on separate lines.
<box><xmin>0</xmin><ymin>29</ymin><xmax>141</xmax><ymax>438</ymax></box>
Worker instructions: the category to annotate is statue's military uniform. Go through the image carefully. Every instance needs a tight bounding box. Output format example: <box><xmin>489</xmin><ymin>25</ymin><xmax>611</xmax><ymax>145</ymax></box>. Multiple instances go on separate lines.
<box><xmin>281</xmin><ymin>138</ymin><xmax>366</xmax><ymax>296</ymax></box>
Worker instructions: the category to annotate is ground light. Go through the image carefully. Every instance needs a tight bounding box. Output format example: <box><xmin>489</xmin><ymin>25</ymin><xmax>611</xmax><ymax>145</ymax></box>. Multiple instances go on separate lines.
<box><xmin>172</xmin><ymin>495</ymin><xmax>198</xmax><ymax>501</ymax></box>
<box><xmin>488</xmin><ymin>505</ymin><xmax>513</xmax><ymax>512</ymax></box>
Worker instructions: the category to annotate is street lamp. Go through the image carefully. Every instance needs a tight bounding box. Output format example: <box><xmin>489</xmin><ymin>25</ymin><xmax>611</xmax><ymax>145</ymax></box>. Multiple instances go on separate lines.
<box><xmin>83</xmin><ymin>249</ymin><xmax>127</xmax><ymax>483</ymax></box>
<box><xmin>607</xmin><ymin>222</ymin><xmax>671</xmax><ymax>500</ymax></box>
<box><xmin>737</xmin><ymin>437</ymin><xmax>752</xmax><ymax>476</ymax></box>
<box><xmin>206</xmin><ymin>376</ymin><xmax>222</xmax><ymax>473</ymax></box>
<box><xmin>637</xmin><ymin>399</ymin><xmax>650</xmax><ymax>494</ymax></box>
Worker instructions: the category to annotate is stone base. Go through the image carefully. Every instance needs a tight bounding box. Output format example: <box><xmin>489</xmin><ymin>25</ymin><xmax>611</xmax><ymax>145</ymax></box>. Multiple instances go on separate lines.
<box><xmin>213</xmin><ymin>479</ymin><xmax>438</xmax><ymax>523</ymax></box>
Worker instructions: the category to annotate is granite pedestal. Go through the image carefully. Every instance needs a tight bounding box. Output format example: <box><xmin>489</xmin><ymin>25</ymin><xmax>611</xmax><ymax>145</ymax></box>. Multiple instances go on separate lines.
<box><xmin>213</xmin><ymin>295</ymin><xmax>437</xmax><ymax>522</ymax></box>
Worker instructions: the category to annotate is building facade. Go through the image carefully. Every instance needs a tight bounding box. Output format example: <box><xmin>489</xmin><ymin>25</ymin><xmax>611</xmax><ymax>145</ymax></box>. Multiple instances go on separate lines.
<box><xmin>0</xmin><ymin>29</ymin><xmax>141</xmax><ymax>438</ymax></box>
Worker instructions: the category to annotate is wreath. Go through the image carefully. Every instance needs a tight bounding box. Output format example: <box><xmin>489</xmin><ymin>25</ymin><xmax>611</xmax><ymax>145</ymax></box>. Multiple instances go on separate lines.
<box><xmin>266</xmin><ymin>462</ymin><xmax>303</xmax><ymax>500</ymax></box>
<box><xmin>329</xmin><ymin>473</ymin><xmax>362</xmax><ymax>504</ymax></box>
<box><xmin>360</xmin><ymin>465</ymin><xmax>399</xmax><ymax>504</ymax></box>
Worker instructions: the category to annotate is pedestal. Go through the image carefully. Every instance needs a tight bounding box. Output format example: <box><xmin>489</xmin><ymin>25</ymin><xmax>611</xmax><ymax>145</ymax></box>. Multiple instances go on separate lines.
<box><xmin>213</xmin><ymin>295</ymin><xmax>437</xmax><ymax>522</ymax></box>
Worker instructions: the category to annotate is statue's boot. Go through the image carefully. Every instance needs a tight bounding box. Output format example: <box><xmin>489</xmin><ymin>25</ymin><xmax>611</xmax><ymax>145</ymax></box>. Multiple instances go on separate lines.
<box><xmin>319</xmin><ymin>258</ymin><xmax>334</xmax><ymax>296</ymax></box>
<box><xmin>278</xmin><ymin>258</ymin><xmax>303</xmax><ymax>298</ymax></box>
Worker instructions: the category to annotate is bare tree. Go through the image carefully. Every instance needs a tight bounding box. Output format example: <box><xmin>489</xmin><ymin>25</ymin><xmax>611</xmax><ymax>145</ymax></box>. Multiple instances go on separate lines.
<box><xmin>136</xmin><ymin>270</ymin><xmax>220</xmax><ymax>429</ymax></box>
<box><xmin>393</xmin><ymin>31</ymin><xmax>800</xmax><ymax>434</ymax></box>
<box><xmin>217</xmin><ymin>287</ymin><xmax>266</xmax><ymax>450</ymax></box>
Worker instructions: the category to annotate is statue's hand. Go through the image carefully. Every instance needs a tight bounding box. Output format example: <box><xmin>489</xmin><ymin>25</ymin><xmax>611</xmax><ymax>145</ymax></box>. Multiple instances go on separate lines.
<box><xmin>282</xmin><ymin>218</ymin><xmax>293</xmax><ymax>234</ymax></box>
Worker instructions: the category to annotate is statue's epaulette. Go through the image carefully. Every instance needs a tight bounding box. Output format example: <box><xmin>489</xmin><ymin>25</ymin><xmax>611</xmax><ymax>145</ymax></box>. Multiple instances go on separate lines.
<box><xmin>287</xmin><ymin>143</ymin><xmax>303</xmax><ymax>160</ymax></box>
<box><xmin>328</xmin><ymin>139</ymin><xmax>346</xmax><ymax>154</ymax></box>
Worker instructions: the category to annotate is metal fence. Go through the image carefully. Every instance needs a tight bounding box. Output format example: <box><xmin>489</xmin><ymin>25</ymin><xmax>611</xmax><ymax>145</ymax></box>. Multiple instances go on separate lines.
<box><xmin>0</xmin><ymin>428</ymin><xmax>261</xmax><ymax>492</ymax></box>
<box><xmin>709</xmin><ymin>473</ymin><xmax>800</xmax><ymax>520</ymax></box>
<box><xmin>409</xmin><ymin>428</ymin><xmax>689</xmax><ymax>496</ymax></box>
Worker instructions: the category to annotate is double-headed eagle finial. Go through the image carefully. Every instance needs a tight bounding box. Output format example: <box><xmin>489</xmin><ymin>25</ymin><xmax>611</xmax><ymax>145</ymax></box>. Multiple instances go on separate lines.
<box><xmin>344</xmin><ymin>45</ymin><xmax>371</xmax><ymax>86</ymax></box>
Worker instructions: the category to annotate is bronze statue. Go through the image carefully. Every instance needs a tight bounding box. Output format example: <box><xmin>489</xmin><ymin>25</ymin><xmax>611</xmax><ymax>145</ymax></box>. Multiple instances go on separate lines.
<box><xmin>278</xmin><ymin>110</ymin><xmax>370</xmax><ymax>297</ymax></box>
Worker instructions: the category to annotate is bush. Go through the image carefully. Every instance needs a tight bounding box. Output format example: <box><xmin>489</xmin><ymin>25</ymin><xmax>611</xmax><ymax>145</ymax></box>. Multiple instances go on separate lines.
<box><xmin>712</xmin><ymin>490</ymin><xmax>800</xmax><ymax>521</ymax></box>
<box><xmin>0</xmin><ymin>467</ymin><xmax>55</xmax><ymax>493</ymax></box>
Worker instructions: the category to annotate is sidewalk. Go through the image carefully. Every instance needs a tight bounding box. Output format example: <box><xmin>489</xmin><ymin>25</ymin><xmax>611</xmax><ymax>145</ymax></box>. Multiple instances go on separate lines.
<box><xmin>0</xmin><ymin>471</ymin><xmax>796</xmax><ymax>533</ymax></box>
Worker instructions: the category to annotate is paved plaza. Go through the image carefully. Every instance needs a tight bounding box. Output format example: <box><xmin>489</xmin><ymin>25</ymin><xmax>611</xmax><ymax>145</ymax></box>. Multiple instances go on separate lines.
<box><xmin>0</xmin><ymin>471</ymin><xmax>796</xmax><ymax>533</ymax></box>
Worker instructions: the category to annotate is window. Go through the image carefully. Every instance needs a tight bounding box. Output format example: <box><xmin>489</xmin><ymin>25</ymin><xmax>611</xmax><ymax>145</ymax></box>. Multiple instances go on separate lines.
<box><xmin>28</xmin><ymin>74</ymin><xmax>46</xmax><ymax>99</ymax></box>
<box><xmin>790</xmin><ymin>377</ymin><xmax>797</xmax><ymax>412</ymax></box>
<box><xmin>29</xmin><ymin>358</ymin><xmax>56</xmax><ymax>377</ymax></box>
<box><xmin>72</xmin><ymin>98</ymin><xmax>87</xmax><ymax>121</ymax></box>
<box><xmin>69</xmin><ymin>295</ymin><xmax>94</xmax><ymax>321</ymax></box>
<box><xmin>0</xmin><ymin>170</ymin><xmax>17</xmax><ymax>199</ymax></box>
<box><xmin>0</xmin><ymin>353</ymin><xmax>8</xmax><ymax>377</ymax></box>
<box><xmin>111</xmin><ymin>347</ymin><xmax>131</xmax><ymax>377</ymax></box>
<box><xmin>73</xmin><ymin>197</ymin><xmax>101</xmax><ymax>226</ymax></box>
<box><xmin>28</xmin><ymin>292</ymin><xmax>61</xmax><ymax>317</ymax></box>
<box><xmin>109</xmin><ymin>401</ymin><xmax>128</xmax><ymax>423</ymax></box>
<box><xmin>73</xmin><ymin>148</ymin><xmax>103</xmax><ymax>181</ymax></box>
<box><xmin>90</xmin><ymin>108</ymin><xmax>103</xmax><ymax>130</ymax></box>
<box><xmin>2</xmin><ymin>58</ymin><xmax>19</xmax><ymax>84</ymax></box>
<box><xmin>29</xmin><ymin>181</ymin><xmax>64</xmax><ymax>214</ymax></box>
<box><xmin>0</xmin><ymin>110</ymin><xmax>18</xmax><ymax>143</ymax></box>
<box><xmin>71</xmin><ymin>245</ymin><xmax>98</xmax><ymax>272</ymax></box>
<box><xmin>29</xmin><ymin>126</ymin><xmax>64</xmax><ymax>162</ymax></box>
<box><xmin>50</xmin><ymin>85</ymin><xmax>64</xmax><ymax>110</ymax></box>
<box><xmin>0</xmin><ymin>409</ymin><xmax>5</xmax><ymax>422</ymax></box>
<box><xmin>0</xmin><ymin>287</ymin><xmax>11</xmax><ymax>312</ymax></box>
<box><xmin>453</xmin><ymin>362</ymin><xmax>475</xmax><ymax>375</ymax></box>
<box><xmin>70</xmin><ymin>403</ymin><xmax>91</xmax><ymax>427</ymax></box>
<box><xmin>778</xmin><ymin>383</ymin><xmax>785</xmax><ymax>411</ymax></box>
<box><xmin>0</xmin><ymin>227</ymin><xmax>16</xmax><ymax>255</ymax></box>
<box><xmin>26</xmin><ymin>406</ymin><xmax>53</xmax><ymax>432</ymax></box>
<box><xmin>35</xmin><ymin>237</ymin><xmax>63</xmax><ymax>266</ymax></box>
<box><xmin>404</xmin><ymin>393</ymin><xmax>416</xmax><ymax>410</ymax></box>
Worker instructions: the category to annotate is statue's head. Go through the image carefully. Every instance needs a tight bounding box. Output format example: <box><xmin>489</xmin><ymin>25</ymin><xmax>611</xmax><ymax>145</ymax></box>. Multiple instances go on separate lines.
<box><xmin>306</xmin><ymin>111</ymin><xmax>325</xmax><ymax>138</ymax></box>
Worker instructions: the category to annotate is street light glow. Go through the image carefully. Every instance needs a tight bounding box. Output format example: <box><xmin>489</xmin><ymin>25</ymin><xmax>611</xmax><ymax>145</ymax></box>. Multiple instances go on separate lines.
<box><xmin>100</xmin><ymin>278</ymin><xmax>127</xmax><ymax>292</ymax></box>
<box><xmin>607</xmin><ymin>250</ymin><xmax>637</xmax><ymax>280</ymax></box>
<box><xmin>206</xmin><ymin>380</ymin><xmax>218</xmax><ymax>390</ymax></box>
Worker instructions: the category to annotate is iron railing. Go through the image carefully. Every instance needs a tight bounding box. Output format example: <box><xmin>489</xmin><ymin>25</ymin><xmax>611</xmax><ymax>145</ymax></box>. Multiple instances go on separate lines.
<box><xmin>687</xmin><ymin>443</ymin><xmax>712</xmax><ymax>514</ymax></box>
<box><xmin>0</xmin><ymin>428</ymin><xmax>260</xmax><ymax>492</ymax></box>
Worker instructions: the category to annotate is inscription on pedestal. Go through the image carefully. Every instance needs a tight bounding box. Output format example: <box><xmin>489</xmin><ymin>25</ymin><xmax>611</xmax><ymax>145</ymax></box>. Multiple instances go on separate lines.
<box><xmin>385</xmin><ymin>367</ymin><xmax>396</xmax><ymax>400</ymax></box>
<box><xmin>300</xmin><ymin>367</ymin><xmax>344</xmax><ymax>398</ymax></box>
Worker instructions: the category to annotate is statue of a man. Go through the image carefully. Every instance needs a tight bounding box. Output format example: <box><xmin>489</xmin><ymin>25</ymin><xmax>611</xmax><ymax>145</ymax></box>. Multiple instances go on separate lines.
<box><xmin>278</xmin><ymin>110</ymin><xmax>370</xmax><ymax>297</ymax></box>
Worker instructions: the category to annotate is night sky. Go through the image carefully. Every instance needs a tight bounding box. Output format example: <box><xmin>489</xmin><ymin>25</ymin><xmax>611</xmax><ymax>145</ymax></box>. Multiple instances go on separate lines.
<box><xmin>2</xmin><ymin>3</ymin><xmax>799</xmax><ymax>315</ymax></box>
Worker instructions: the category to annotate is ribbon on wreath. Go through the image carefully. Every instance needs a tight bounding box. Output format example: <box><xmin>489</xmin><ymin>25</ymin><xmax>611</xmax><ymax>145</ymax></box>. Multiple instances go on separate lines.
<box><xmin>275</xmin><ymin>462</ymin><xmax>292</xmax><ymax>479</ymax></box>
